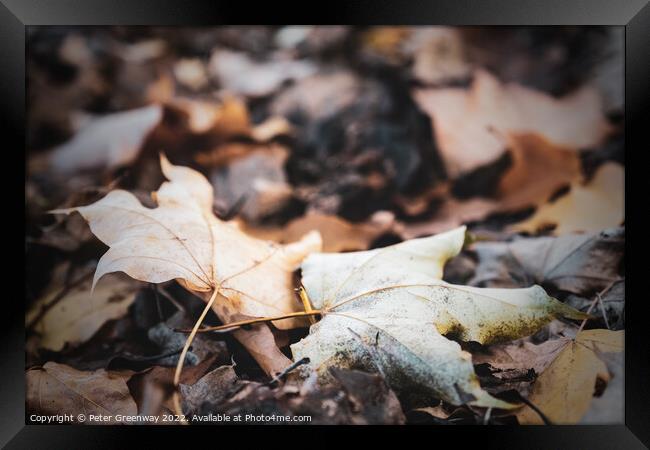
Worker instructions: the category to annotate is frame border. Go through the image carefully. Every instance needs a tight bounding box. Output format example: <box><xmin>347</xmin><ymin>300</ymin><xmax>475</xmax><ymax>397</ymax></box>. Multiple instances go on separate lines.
<box><xmin>6</xmin><ymin>1</ymin><xmax>649</xmax><ymax>447</ymax></box>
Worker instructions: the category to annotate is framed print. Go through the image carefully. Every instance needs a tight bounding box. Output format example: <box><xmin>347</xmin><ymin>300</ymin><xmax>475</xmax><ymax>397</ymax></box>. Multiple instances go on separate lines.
<box><xmin>4</xmin><ymin>0</ymin><xmax>649</xmax><ymax>447</ymax></box>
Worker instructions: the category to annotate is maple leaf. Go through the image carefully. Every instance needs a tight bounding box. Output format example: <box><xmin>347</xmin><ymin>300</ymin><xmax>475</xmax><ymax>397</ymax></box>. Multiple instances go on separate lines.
<box><xmin>516</xmin><ymin>329</ymin><xmax>623</xmax><ymax>424</ymax></box>
<box><xmin>54</xmin><ymin>154</ymin><xmax>320</xmax><ymax>327</ymax></box>
<box><xmin>53</xmin><ymin>155</ymin><xmax>322</xmax><ymax>375</ymax></box>
<box><xmin>414</xmin><ymin>69</ymin><xmax>611</xmax><ymax>178</ymax></box>
<box><xmin>291</xmin><ymin>226</ymin><xmax>587</xmax><ymax>409</ymax></box>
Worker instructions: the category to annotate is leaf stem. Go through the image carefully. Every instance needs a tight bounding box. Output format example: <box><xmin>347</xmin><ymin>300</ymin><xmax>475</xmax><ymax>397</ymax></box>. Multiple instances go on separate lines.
<box><xmin>174</xmin><ymin>310</ymin><xmax>323</xmax><ymax>334</ymax></box>
<box><xmin>298</xmin><ymin>286</ymin><xmax>317</xmax><ymax>325</ymax></box>
<box><xmin>171</xmin><ymin>287</ymin><xmax>220</xmax><ymax>424</ymax></box>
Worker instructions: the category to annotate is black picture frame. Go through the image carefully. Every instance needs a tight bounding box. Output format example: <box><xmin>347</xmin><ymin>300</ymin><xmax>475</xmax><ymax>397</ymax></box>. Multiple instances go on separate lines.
<box><xmin>5</xmin><ymin>0</ymin><xmax>648</xmax><ymax>447</ymax></box>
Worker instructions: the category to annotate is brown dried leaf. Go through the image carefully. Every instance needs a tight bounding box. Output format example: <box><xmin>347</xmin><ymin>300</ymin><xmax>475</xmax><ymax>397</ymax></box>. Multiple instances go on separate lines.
<box><xmin>414</xmin><ymin>69</ymin><xmax>610</xmax><ymax>178</ymax></box>
<box><xmin>26</xmin><ymin>362</ymin><xmax>137</xmax><ymax>424</ymax></box>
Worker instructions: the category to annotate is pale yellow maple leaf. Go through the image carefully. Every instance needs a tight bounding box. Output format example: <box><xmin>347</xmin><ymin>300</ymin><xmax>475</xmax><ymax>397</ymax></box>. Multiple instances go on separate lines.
<box><xmin>516</xmin><ymin>329</ymin><xmax>623</xmax><ymax>424</ymax></box>
<box><xmin>292</xmin><ymin>226</ymin><xmax>588</xmax><ymax>409</ymax></box>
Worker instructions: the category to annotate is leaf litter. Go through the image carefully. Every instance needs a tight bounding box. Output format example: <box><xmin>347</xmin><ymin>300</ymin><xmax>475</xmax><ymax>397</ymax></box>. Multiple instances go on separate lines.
<box><xmin>26</xmin><ymin>26</ymin><xmax>625</xmax><ymax>425</ymax></box>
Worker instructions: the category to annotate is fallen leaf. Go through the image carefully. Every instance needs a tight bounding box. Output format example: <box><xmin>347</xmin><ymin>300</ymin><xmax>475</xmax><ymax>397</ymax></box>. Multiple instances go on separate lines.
<box><xmin>516</xmin><ymin>329</ymin><xmax>623</xmax><ymax>424</ymax></box>
<box><xmin>53</xmin><ymin>155</ymin><xmax>322</xmax><ymax>375</ymax></box>
<box><xmin>133</xmin><ymin>354</ymin><xmax>220</xmax><ymax>389</ymax></box>
<box><xmin>54</xmin><ymin>155</ymin><xmax>320</xmax><ymax>326</ymax></box>
<box><xmin>513</xmin><ymin>162</ymin><xmax>624</xmax><ymax>234</ymax></box>
<box><xmin>26</xmin><ymin>362</ymin><xmax>137</xmax><ymax>424</ymax></box>
<box><xmin>291</xmin><ymin>226</ymin><xmax>587</xmax><ymax>408</ymax></box>
<box><xmin>26</xmin><ymin>264</ymin><xmax>139</xmax><ymax>351</ymax></box>
<box><xmin>414</xmin><ymin>69</ymin><xmax>610</xmax><ymax>178</ymax></box>
<box><xmin>470</xmin><ymin>227</ymin><xmax>624</xmax><ymax>295</ymax></box>
<box><xmin>47</xmin><ymin>104</ymin><xmax>162</xmax><ymax>173</ymax></box>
